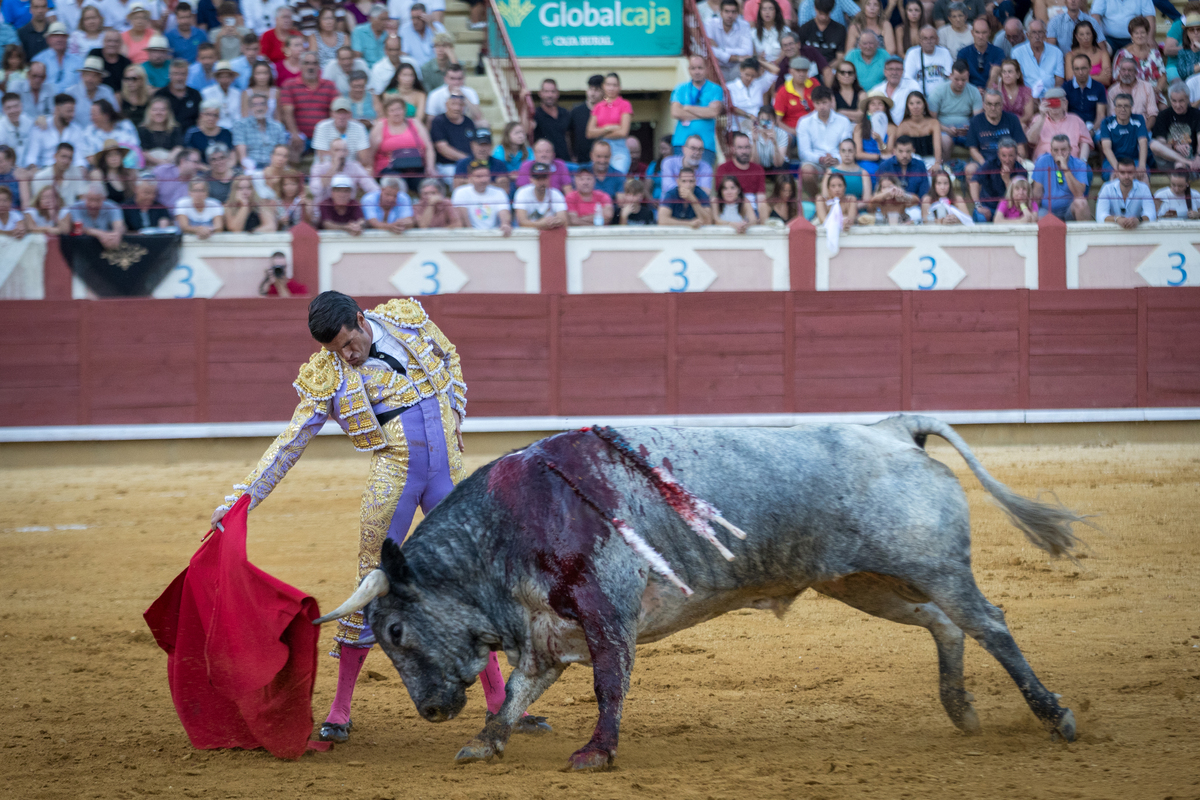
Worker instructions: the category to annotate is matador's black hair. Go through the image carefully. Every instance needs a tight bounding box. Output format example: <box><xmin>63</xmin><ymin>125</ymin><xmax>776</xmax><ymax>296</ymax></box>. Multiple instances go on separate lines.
<box><xmin>308</xmin><ymin>291</ymin><xmax>362</xmax><ymax>344</ymax></box>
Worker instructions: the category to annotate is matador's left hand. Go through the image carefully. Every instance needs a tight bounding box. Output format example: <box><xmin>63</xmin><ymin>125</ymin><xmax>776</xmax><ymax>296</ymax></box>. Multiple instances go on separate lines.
<box><xmin>453</xmin><ymin>409</ymin><xmax>464</xmax><ymax>453</ymax></box>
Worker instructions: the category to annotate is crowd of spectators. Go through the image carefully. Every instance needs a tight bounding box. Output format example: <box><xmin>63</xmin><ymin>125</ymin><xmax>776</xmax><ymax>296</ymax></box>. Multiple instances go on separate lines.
<box><xmin>1</xmin><ymin>0</ymin><xmax>1198</xmax><ymax>248</ymax></box>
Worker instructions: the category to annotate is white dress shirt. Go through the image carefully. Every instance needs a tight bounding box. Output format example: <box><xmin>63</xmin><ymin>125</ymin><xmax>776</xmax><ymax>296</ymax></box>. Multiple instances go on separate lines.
<box><xmin>725</xmin><ymin>72</ymin><xmax>776</xmax><ymax>130</ymax></box>
<box><xmin>24</xmin><ymin>122</ymin><xmax>90</xmax><ymax>168</ymax></box>
<box><xmin>705</xmin><ymin>16</ymin><xmax>755</xmax><ymax>81</ymax></box>
<box><xmin>425</xmin><ymin>84</ymin><xmax>480</xmax><ymax>118</ymax></box>
<box><xmin>321</xmin><ymin>56</ymin><xmax>370</xmax><ymax>95</ymax></box>
<box><xmin>0</xmin><ymin>112</ymin><xmax>36</xmax><ymax>164</ymax></box>
<box><xmin>870</xmin><ymin>77</ymin><xmax>922</xmax><ymax>124</ymax></box>
<box><xmin>368</xmin><ymin>56</ymin><xmax>422</xmax><ymax>95</ymax></box>
<box><xmin>398</xmin><ymin>20</ymin><xmax>446</xmax><ymax>66</ymax></box>
<box><xmin>1096</xmin><ymin>179</ymin><xmax>1156</xmax><ymax>221</ymax></box>
<box><xmin>796</xmin><ymin>110</ymin><xmax>854</xmax><ymax>163</ymax></box>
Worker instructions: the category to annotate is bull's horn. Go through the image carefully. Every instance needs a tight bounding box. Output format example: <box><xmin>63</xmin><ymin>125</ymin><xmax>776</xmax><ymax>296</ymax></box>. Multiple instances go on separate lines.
<box><xmin>313</xmin><ymin>569</ymin><xmax>390</xmax><ymax>625</ymax></box>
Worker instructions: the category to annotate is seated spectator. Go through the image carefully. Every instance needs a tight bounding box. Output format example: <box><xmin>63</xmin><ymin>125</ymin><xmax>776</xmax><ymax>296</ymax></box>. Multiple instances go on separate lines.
<box><xmin>1096</xmin><ymin>158</ymin><xmax>1155</xmax><ymax>228</ymax></box>
<box><xmin>767</xmin><ymin>173</ymin><xmax>801</xmax><ymax>221</ymax></box>
<box><xmin>368</xmin><ymin>35</ymin><xmax>421</xmax><ymax>96</ymax></box>
<box><xmin>565</xmin><ymin>166</ymin><xmax>613</xmax><ymax>226</ymax></box>
<box><xmin>993</xmin><ymin>175</ymin><xmax>1038</xmax><ymax>221</ymax></box>
<box><xmin>995</xmin><ymin>62</ymin><xmax>1036</xmax><ymax>128</ymax></box>
<box><xmin>33</xmin><ymin>23</ymin><xmax>81</xmax><ymax>96</ymax></box>
<box><xmin>425</xmin><ymin>63</ymin><xmax>483</xmax><ymax>124</ymax></box>
<box><xmin>853</xmin><ymin>94</ymin><xmax>895</xmax><ymax>175</ymax></box>
<box><xmin>153</xmin><ymin>147</ymin><xmax>203</xmax><ymax>209</ymax></box>
<box><xmin>511</xmin><ymin>161</ymin><xmax>568</xmax><ymax>229</ymax></box>
<box><xmin>207</xmin><ymin>3</ymin><xmax>251</xmax><ymax>61</ymax></box>
<box><xmin>29</xmin><ymin>142</ymin><xmax>87</xmax><ymax>208</ymax></box>
<box><xmin>868</xmin><ymin>56</ymin><xmax>920</xmax><ymax>126</ymax></box>
<box><xmin>15</xmin><ymin>62</ymin><xmax>54</xmax><ymax>120</ymax></box>
<box><xmin>1177</xmin><ymin>12</ymin><xmax>1200</xmax><ymax>83</ymax></box>
<box><xmin>969</xmin><ymin>136</ymin><xmax>1027</xmax><ymax>221</ymax></box>
<box><xmin>369</xmin><ymin>95</ymin><xmax>435</xmax><ymax>187</ymax></box>
<box><xmin>429</xmin><ymin>89</ymin><xmax>474</xmax><ymax>178</ymax></box>
<box><xmin>769</xmin><ymin>30</ymin><xmax>828</xmax><ymax>90</ymax></box>
<box><xmin>69</xmin><ymin>181</ymin><xmax>126</xmax><ymax>249</ymax></box>
<box><xmin>239</xmin><ymin>61</ymin><xmax>279</xmax><ymax>121</ymax></box>
<box><xmin>716</xmin><ymin>131</ymin><xmax>768</xmax><ymax>221</ymax></box>
<box><xmin>1149</xmin><ymin>83</ymin><xmax>1200</xmax><ymax>174</ymax></box>
<box><xmin>187</xmin><ymin>43</ymin><xmax>220</xmax><ymax>91</ymax></box>
<box><xmin>350</xmin><ymin>4</ymin><xmax>390</xmax><ymax>68</ymax></box>
<box><xmin>903</xmin><ymin>26</ymin><xmax>954</xmax><ymax>97</ymax></box>
<box><xmin>24</xmin><ymin>184</ymin><xmax>69</xmax><ymax>232</ymax></box>
<box><xmin>275</xmin><ymin>35</ymin><xmax>305</xmax><ymax>88</ymax></box>
<box><xmin>1113</xmin><ymin>16</ymin><xmax>1166</xmax><ymax>94</ymax></box>
<box><xmin>185</xmin><ymin>101</ymin><xmax>233</xmax><ymax>162</ymax></box>
<box><xmin>1062</xmin><ymin>52</ymin><xmax>1107</xmax><ymax>132</ymax></box>
<box><xmin>957</xmin><ymin>17</ymin><xmax>1005</xmax><ymax>89</ymax></box>
<box><xmin>68</xmin><ymin>7</ymin><xmax>105</xmax><ymax>61</ymax></box>
<box><xmin>85</xmin><ymin>28</ymin><xmax>129</xmax><ymax>94</ymax></box>
<box><xmin>867</xmin><ymin>173</ymin><xmax>913</xmax><ymax>224</ymax></box>
<box><xmin>122</xmin><ymin>4</ymin><xmax>157</xmax><ymax>67</ymax></box>
<box><xmin>1010</xmin><ymin>20</ymin><xmax>1062</xmax><ymax>99</ymax></box>
<box><xmin>174</xmin><ymin>176</ymin><xmax>225</xmax><ymax>238</ymax></box>
<box><xmin>223</xmin><ymin>173</ymin><xmax>277</xmax><ymax>232</ymax></box>
<box><xmin>922</xmin><ymin>168</ymin><xmax>971</xmax><ymax>224</ymax></box>
<box><xmin>122</xmin><ymin>174</ymin><xmax>172</xmax><ymax>230</ymax></box>
<box><xmin>929</xmin><ymin>60</ymin><xmax>982</xmax><ymax>154</ymax></box>
<box><xmin>964</xmin><ymin>89</ymin><xmax>1027</xmax><ymax>180</ymax></box>
<box><xmin>658</xmin><ymin>166</ymin><xmax>712</xmax><ymax>228</ymax></box>
<box><xmin>0</xmin><ymin>145</ymin><xmax>17</xmax><ymax>208</ymax></box>
<box><xmin>259</xmin><ymin>7</ymin><xmax>297</xmax><ymax>66</ymax></box>
<box><xmin>313</xmin><ymin>97</ymin><xmax>369</xmax><ymax>164</ymax></box>
<box><xmin>1031</xmin><ymin>133</ymin><xmax>1092</xmax><ymax>220</ymax></box>
<box><xmin>168</xmin><ymin>2</ymin><xmax>209</xmax><ymax>62</ymax></box>
<box><xmin>1098</xmin><ymin>93</ymin><xmax>1149</xmax><ymax>179</ymax></box>
<box><xmin>1026</xmin><ymin>87</ymin><xmax>1091</xmax><ymax>160</ymax></box>
<box><xmin>321</xmin><ymin>45</ymin><xmax>369</xmax><ymax>96</ymax></box>
<box><xmin>514</xmin><ymin>138</ymin><xmax>572</xmax><ymax>191</ymax></box>
<box><xmin>138</xmin><ymin>95</ymin><xmax>183</xmax><ymax>167</ymax></box>
<box><xmin>84</xmin><ymin>99</ymin><xmax>141</xmax><ymax>165</ymax></box>
<box><xmin>844</xmin><ymin>33</ymin><xmax>888</xmax><ymax>96</ymax></box>
<box><xmin>493</xmin><ymin>120</ymin><xmax>533</xmax><ymax>175</ymax></box>
<box><xmin>311</xmin><ymin>137</ymin><xmax>378</xmax><ymax>202</ymax></box>
<box><xmin>232</xmin><ymin>92</ymin><xmax>289</xmax><ymax>169</ymax></box>
<box><xmin>274</xmin><ymin>168</ymin><xmax>317</xmax><ymax>229</ymax></box>
<box><xmin>140</xmin><ymin>36</ymin><xmax>172</xmax><ymax>89</ymax></box>
<box><xmin>726</xmin><ymin>57</ymin><xmax>777</xmax><ymax>132</ymax></box>
<box><xmin>64</xmin><ymin>56</ymin><xmax>117</xmax><ymax>127</ymax></box>
<box><xmin>825</xmin><ymin>137</ymin><xmax>873</xmax><ymax>202</ymax></box>
<box><xmin>1108</xmin><ymin>57</ymin><xmax>1158</xmax><ymax>130</ymax></box>
<box><xmin>200</xmin><ymin>61</ymin><xmax>242</xmax><ymax>129</ymax></box>
<box><xmin>795</xmin><ymin>85</ymin><xmax>856</xmax><ymax>199</ymax></box>
<box><xmin>0</xmin><ymin>185</ymin><xmax>26</xmax><ymax>238</ymax></box>
<box><xmin>875</xmin><ymin>135</ymin><xmax>929</xmax><ymax>222</ymax></box>
<box><xmin>347</xmin><ymin>70</ymin><xmax>375</xmax><ymax>125</ymax></box>
<box><xmin>255</xmin><ymin>143</ymin><xmax>290</xmax><ymax>198</ymax></box>
<box><xmin>453</xmin><ymin>128</ymin><xmax>509</xmax><ymax>190</ymax></box>
<box><xmin>1155</xmin><ymin>168</ymin><xmax>1200</xmax><ymax>219</ymax></box>
<box><xmin>660</xmin><ymin>134</ymin><xmax>715</xmax><ymax>198</ymax></box>
<box><xmin>259</xmin><ymin>251</ymin><xmax>308</xmax><ymax>296</ymax></box>
<box><xmin>938</xmin><ymin>3</ymin><xmax>973</xmax><ymax>54</ymax></box>
<box><xmin>280</xmin><ymin>51</ymin><xmax>340</xmax><ymax>159</ymax></box>
<box><xmin>617</xmin><ymin>177</ymin><xmax>657</xmax><ymax>225</ymax></box>
<box><xmin>118</xmin><ymin>64</ymin><xmax>152</xmax><ymax>127</ymax></box>
<box><xmin>413</xmin><ymin>176</ymin><xmax>460</xmax><ymax>228</ymax></box>
<box><xmin>86</xmin><ymin>138</ymin><xmax>135</xmax><ymax>204</ymax></box>
<box><xmin>379</xmin><ymin>63</ymin><xmax>428</xmax><ymax>125</ymax></box>
<box><xmin>586</xmin><ymin>139</ymin><xmax>627</xmax><ymax>202</ymax></box>
<box><xmin>0</xmin><ymin>93</ymin><xmax>34</xmax><ymax>168</ymax></box>
<box><xmin>714</xmin><ymin>175</ymin><xmax>757</xmax><ymax>233</ymax></box>
<box><xmin>24</xmin><ymin>94</ymin><xmax>87</xmax><ymax>171</ymax></box>
<box><xmin>1065</xmin><ymin>21</ymin><xmax>1110</xmax><ymax>90</ymax></box>
<box><xmin>773</xmin><ymin>56</ymin><xmax>818</xmax><ymax>135</ymax></box>
<box><xmin>155</xmin><ymin>59</ymin><xmax>203</xmax><ymax>132</ymax></box>
<box><xmin>707</xmin><ymin>0</ymin><xmax>757</xmax><ymax>82</ymax></box>
<box><xmin>362</xmin><ymin>175</ymin><xmax>415</xmax><ymax>233</ymax></box>
<box><xmin>451</xmin><ymin>161</ymin><xmax>512</xmax><ymax>234</ymax></box>
<box><xmin>230</xmin><ymin>33</ymin><xmax>271</xmax><ymax>92</ymax></box>
<box><xmin>205</xmin><ymin>142</ymin><xmax>239</xmax><ymax>202</ymax></box>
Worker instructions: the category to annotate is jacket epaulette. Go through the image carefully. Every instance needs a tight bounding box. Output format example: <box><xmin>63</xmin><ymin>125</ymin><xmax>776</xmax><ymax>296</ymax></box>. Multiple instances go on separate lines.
<box><xmin>293</xmin><ymin>349</ymin><xmax>344</xmax><ymax>402</ymax></box>
<box><xmin>370</xmin><ymin>298</ymin><xmax>428</xmax><ymax>328</ymax></box>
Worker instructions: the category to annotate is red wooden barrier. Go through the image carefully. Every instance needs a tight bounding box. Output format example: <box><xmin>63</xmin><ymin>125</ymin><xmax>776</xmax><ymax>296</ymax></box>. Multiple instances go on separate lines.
<box><xmin>2</xmin><ymin>290</ymin><xmax>1198</xmax><ymax>427</ymax></box>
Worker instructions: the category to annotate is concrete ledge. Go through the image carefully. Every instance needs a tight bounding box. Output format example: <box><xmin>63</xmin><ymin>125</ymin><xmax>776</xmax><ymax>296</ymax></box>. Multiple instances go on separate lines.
<box><xmin>4</xmin><ymin>408</ymin><xmax>1199</xmax><ymax>443</ymax></box>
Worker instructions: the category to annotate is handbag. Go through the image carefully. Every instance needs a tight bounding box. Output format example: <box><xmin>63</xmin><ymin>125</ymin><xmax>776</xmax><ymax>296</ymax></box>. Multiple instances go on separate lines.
<box><xmin>386</xmin><ymin>148</ymin><xmax>424</xmax><ymax>175</ymax></box>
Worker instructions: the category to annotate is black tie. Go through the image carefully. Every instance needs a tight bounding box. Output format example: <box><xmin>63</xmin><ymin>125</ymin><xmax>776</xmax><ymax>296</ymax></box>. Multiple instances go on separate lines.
<box><xmin>369</xmin><ymin>343</ymin><xmax>406</xmax><ymax>375</ymax></box>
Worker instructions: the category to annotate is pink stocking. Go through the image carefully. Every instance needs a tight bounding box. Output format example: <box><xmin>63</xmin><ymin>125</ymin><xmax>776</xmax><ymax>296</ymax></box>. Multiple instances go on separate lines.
<box><xmin>326</xmin><ymin>645</ymin><xmax>370</xmax><ymax>725</ymax></box>
<box><xmin>478</xmin><ymin>651</ymin><xmax>506</xmax><ymax>714</ymax></box>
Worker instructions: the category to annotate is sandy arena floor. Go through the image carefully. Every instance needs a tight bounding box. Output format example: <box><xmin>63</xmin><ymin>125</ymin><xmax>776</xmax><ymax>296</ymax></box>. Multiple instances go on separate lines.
<box><xmin>1</xmin><ymin>436</ymin><xmax>1198</xmax><ymax>800</ymax></box>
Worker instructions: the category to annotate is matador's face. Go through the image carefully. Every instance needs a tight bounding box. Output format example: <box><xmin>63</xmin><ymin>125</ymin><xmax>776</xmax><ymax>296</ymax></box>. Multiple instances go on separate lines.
<box><xmin>325</xmin><ymin>312</ymin><xmax>373</xmax><ymax>368</ymax></box>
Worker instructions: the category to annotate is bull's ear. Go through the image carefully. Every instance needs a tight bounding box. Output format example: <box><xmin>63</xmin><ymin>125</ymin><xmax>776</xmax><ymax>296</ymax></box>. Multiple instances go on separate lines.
<box><xmin>380</xmin><ymin>538</ymin><xmax>409</xmax><ymax>585</ymax></box>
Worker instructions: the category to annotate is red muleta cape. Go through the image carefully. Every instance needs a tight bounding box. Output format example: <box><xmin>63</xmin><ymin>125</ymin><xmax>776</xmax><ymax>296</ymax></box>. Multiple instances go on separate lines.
<box><xmin>144</xmin><ymin>495</ymin><xmax>320</xmax><ymax>759</ymax></box>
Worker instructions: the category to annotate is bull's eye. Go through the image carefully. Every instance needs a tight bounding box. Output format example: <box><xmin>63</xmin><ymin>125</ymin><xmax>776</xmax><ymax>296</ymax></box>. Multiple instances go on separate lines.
<box><xmin>387</xmin><ymin>622</ymin><xmax>403</xmax><ymax>642</ymax></box>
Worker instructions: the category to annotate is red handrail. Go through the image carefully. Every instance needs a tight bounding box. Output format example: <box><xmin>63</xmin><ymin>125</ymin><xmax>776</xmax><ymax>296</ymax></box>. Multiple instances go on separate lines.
<box><xmin>681</xmin><ymin>0</ymin><xmax>735</xmax><ymax>160</ymax></box>
<box><xmin>483</xmin><ymin>0</ymin><xmax>536</xmax><ymax>124</ymax></box>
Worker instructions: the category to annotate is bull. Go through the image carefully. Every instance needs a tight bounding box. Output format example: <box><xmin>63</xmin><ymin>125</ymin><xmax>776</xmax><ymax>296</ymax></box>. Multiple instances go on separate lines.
<box><xmin>315</xmin><ymin>415</ymin><xmax>1092</xmax><ymax>770</ymax></box>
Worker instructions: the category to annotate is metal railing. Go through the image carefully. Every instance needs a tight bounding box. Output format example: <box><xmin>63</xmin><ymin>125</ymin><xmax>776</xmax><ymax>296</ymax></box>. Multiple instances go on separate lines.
<box><xmin>681</xmin><ymin>0</ymin><xmax>735</xmax><ymax>161</ymax></box>
<box><xmin>483</xmin><ymin>0</ymin><xmax>536</xmax><ymax>125</ymax></box>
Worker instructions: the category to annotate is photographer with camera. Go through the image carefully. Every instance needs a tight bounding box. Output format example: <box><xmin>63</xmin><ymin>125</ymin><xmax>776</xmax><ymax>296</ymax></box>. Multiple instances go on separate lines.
<box><xmin>258</xmin><ymin>251</ymin><xmax>308</xmax><ymax>297</ymax></box>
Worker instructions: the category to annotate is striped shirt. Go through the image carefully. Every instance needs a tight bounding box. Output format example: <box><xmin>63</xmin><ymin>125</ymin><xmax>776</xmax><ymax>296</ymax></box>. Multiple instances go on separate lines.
<box><xmin>279</xmin><ymin>77</ymin><xmax>339</xmax><ymax>139</ymax></box>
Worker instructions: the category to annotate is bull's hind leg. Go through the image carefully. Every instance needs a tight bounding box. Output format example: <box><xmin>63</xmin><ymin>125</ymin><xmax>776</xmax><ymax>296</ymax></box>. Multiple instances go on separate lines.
<box><xmin>923</xmin><ymin>573</ymin><xmax>1076</xmax><ymax>742</ymax></box>
<box><xmin>814</xmin><ymin>573</ymin><xmax>980</xmax><ymax>734</ymax></box>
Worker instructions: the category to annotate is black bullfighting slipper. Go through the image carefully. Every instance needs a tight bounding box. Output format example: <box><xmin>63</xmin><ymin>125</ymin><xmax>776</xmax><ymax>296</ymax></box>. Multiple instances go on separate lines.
<box><xmin>318</xmin><ymin>719</ymin><xmax>353</xmax><ymax>743</ymax></box>
<box><xmin>487</xmin><ymin>712</ymin><xmax>553</xmax><ymax>734</ymax></box>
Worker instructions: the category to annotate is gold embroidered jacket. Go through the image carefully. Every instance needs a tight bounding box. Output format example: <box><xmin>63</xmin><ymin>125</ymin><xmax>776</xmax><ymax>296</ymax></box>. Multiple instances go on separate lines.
<box><xmin>216</xmin><ymin>298</ymin><xmax>467</xmax><ymax>514</ymax></box>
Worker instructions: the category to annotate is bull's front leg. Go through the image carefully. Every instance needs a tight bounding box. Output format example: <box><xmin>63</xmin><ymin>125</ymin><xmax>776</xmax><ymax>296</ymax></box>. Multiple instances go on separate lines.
<box><xmin>455</xmin><ymin>663</ymin><xmax>564</xmax><ymax>764</ymax></box>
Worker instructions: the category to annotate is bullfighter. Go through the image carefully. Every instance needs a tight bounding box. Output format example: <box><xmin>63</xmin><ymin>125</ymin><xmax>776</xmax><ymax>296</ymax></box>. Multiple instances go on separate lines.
<box><xmin>209</xmin><ymin>291</ymin><xmax>547</xmax><ymax>743</ymax></box>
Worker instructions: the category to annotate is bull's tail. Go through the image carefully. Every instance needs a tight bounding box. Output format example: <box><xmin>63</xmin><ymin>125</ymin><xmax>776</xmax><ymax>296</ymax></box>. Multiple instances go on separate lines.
<box><xmin>879</xmin><ymin>414</ymin><xmax>1096</xmax><ymax>558</ymax></box>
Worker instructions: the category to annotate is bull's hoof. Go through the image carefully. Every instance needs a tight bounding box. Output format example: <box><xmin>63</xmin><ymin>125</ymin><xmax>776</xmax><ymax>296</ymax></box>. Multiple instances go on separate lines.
<box><xmin>1051</xmin><ymin>709</ymin><xmax>1076</xmax><ymax>743</ymax></box>
<box><xmin>954</xmin><ymin>705</ymin><xmax>982</xmax><ymax>735</ymax></box>
<box><xmin>564</xmin><ymin>747</ymin><xmax>614</xmax><ymax>771</ymax></box>
<box><xmin>514</xmin><ymin>715</ymin><xmax>553</xmax><ymax>735</ymax></box>
<box><xmin>455</xmin><ymin>740</ymin><xmax>502</xmax><ymax>764</ymax></box>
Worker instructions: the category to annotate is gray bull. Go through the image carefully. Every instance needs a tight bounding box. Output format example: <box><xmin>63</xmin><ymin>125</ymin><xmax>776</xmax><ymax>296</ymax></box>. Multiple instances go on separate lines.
<box><xmin>315</xmin><ymin>415</ymin><xmax>1091</xmax><ymax>770</ymax></box>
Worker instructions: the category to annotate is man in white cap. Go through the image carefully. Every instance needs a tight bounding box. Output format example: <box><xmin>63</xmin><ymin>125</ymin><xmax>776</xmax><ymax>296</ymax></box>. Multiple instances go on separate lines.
<box><xmin>319</xmin><ymin>174</ymin><xmax>365</xmax><ymax>235</ymax></box>
<box><xmin>142</xmin><ymin>34</ymin><xmax>172</xmax><ymax>89</ymax></box>
<box><xmin>32</xmin><ymin>22</ymin><xmax>83</xmax><ymax>95</ymax></box>
<box><xmin>312</xmin><ymin>96</ymin><xmax>369</xmax><ymax>164</ymax></box>
<box><xmin>63</xmin><ymin>56</ymin><xmax>117</xmax><ymax>127</ymax></box>
<box><xmin>201</xmin><ymin>61</ymin><xmax>243</xmax><ymax>128</ymax></box>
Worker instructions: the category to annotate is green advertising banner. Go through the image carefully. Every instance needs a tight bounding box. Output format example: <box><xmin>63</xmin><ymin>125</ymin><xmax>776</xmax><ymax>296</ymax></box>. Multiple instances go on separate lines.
<box><xmin>493</xmin><ymin>0</ymin><xmax>682</xmax><ymax>57</ymax></box>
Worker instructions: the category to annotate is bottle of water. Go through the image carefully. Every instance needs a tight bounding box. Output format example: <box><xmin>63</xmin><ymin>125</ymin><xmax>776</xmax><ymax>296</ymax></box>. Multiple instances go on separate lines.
<box><xmin>593</xmin><ymin>203</ymin><xmax>604</xmax><ymax>227</ymax></box>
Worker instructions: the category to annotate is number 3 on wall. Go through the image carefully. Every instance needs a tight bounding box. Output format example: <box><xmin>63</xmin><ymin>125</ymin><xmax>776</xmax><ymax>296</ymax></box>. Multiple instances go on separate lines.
<box><xmin>669</xmin><ymin>258</ymin><xmax>689</xmax><ymax>292</ymax></box>
<box><xmin>419</xmin><ymin>260</ymin><xmax>441</xmax><ymax>295</ymax></box>
<box><xmin>173</xmin><ymin>265</ymin><xmax>195</xmax><ymax>298</ymax></box>
<box><xmin>1167</xmin><ymin>252</ymin><xmax>1187</xmax><ymax>286</ymax></box>
<box><xmin>919</xmin><ymin>255</ymin><xmax>937</xmax><ymax>290</ymax></box>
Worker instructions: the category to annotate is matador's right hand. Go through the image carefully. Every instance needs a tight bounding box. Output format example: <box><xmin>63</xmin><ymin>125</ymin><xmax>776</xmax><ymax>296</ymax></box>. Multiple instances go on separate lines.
<box><xmin>210</xmin><ymin>506</ymin><xmax>228</xmax><ymax>530</ymax></box>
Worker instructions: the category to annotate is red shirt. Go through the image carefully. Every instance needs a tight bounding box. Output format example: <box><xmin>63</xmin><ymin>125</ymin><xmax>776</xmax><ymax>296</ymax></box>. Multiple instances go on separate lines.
<box><xmin>259</xmin><ymin>27</ymin><xmax>289</xmax><ymax>66</ymax></box>
<box><xmin>266</xmin><ymin>278</ymin><xmax>309</xmax><ymax>296</ymax></box>
<box><xmin>774</xmin><ymin>77</ymin><xmax>817</xmax><ymax>130</ymax></box>
<box><xmin>280</xmin><ymin>77</ymin><xmax>340</xmax><ymax>138</ymax></box>
<box><xmin>565</xmin><ymin>189</ymin><xmax>612</xmax><ymax>220</ymax></box>
<box><xmin>716</xmin><ymin>161</ymin><xmax>767</xmax><ymax>196</ymax></box>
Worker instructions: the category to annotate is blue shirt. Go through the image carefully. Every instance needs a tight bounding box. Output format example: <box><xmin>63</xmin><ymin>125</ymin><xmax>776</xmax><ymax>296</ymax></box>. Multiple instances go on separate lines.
<box><xmin>670</xmin><ymin>80</ymin><xmax>724</xmax><ymax>151</ymax></box>
<box><xmin>351</xmin><ymin>22</ymin><xmax>387</xmax><ymax>66</ymax></box>
<box><xmin>795</xmin><ymin>0</ymin><xmax>860</xmax><ymax>25</ymax></box>
<box><xmin>584</xmin><ymin>163</ymin><xmax>626</xmax><ymax>199</ymax></box>
<box><xmin>1031</xmin><ymin>152</ymin><xmax>1091</xmax><ymax>215</ymax></box>
<box><xmin>165</xmin><ymin>26</ymin><xmax>208</xmax><ymax>63</ymax></box>
<box><xmin>956</xmin><ymin>42</ymin><xmax>1005</xmax><ymax>89</ymax></box>
<box><xmin>186</xmin><ymin>63</ymin><xmax>216</xmax><ymax>91</ymax></box>
<box><xmin>1090</xmin><ymin>0</ymin><xmax>1153</xmax><ymax>41</ymax></box>
<box><xmin>965</xmin><ymin>110</ymin><xmax>1027</xmax><ymax>159</ymax></box>
<box><xmin>877</xmin><ymin>155</ymin><xmax>930</xmax><ymax>199</ymax></box>
<box><xmin>31</xmin><ymin>50</ymin><xmax>82</xmax><ymax>94</ymax></box>
<box><xmin>2</xmin><ymin>0</ymin><xmax>53</xmax><ymax>30</ymax></box>
<box><xmin>229</xmin><ymin>55</ymin><xmax>273</xmax><ymax>90</ymax></box>
<box><xmin>1045</xmin><ymin>10</ymin><xmax>1106</xmax><ymax>45</ymax></box>
<box><xmin>143</xmin><ymin>60</ymin><xmax>171</xmax><ymax>88</ymax></box>
<box><xmin>1098</xmin><ymin>114</ymin><xmax>1148</xmax><ymax>161</ymax></box>
<box><xmin>361</xmin><ymin>189</ymin><xmax>413</xmax><ymax>224</ymax></box>
<box><xmin>971</xmin><ymin>156</ymin><xmax>1028</xmax><ymax>212</ymax></box>
<box><xmin>662</xmin><ymin>186</ymin><xmax>710</xmax><ymax>220</ymax></box>
<box><xmin>1010</xmin><ymin>42</ymin><xmax>1064</xmax><ymax>97</ymax></box>
<box><xmin>1096</xmin><ymin>178</ymin><xmax>1155</xmax><ymax>221</ymax></box>
<box><xmin>1062</xmin><ymin>77</ymin><xmax>1105</xmax><ymax>124</ymax></box>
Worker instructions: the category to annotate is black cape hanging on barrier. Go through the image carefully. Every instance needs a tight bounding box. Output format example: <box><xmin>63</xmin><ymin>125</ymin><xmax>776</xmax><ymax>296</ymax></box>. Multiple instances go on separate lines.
<box><xmin>59</xmin><ymin>233</ymin><xmax>183</xmax><ymax>297</ymax></box>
